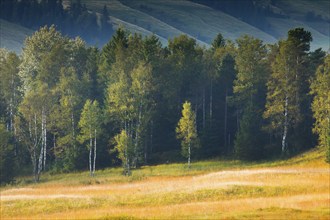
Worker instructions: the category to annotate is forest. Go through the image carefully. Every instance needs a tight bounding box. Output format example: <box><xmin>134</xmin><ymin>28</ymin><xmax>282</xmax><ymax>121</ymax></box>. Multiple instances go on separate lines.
<box><xmin>0</xmin><ymin>0</ymin><xmax>113</xmax><ymax>46</ymax></box>
<box><xmin>0</xmin><ymin>25</ymin><xmax>329</xmax><ymax>184</ymax></box>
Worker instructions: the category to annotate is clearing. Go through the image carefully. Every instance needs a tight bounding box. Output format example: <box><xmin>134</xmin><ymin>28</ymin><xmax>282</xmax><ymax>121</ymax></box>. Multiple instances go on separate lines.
<box><xmin>1</xmin><ymin>148</ymin><xmax>329</xmax><ymax>219</ymax></box>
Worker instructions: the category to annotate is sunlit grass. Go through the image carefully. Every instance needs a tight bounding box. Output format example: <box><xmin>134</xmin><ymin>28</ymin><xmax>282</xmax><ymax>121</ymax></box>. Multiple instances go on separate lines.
<box><xmin>1</xmin><ymin>148</ymin><xmax>329</xmax><ymax>219</ymax></box>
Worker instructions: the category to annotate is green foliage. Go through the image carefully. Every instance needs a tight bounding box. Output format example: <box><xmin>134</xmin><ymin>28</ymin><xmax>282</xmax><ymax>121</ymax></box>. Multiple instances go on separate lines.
<box><xmin>0</xmin><ymin>24</ymin><xmax>328</xmax><ymax>179</ymax></box>
<box><xmin>234</xmin><ymin>105</ymin><xmax>264</xmax><ymax>160</ymax></box>
<box><xmin>176</xmin><ymin>101</ymin><xmax>200</xmax><ymax>161</ymax></box>
<box><xmin>0</xmin><ymin>48</ymin><xmax>21</xmax><ymax>132</ymax></box>
<box><xmin>264</xmin><ymin>28</ymin><xmax>313</xmax><ymax>153</ymax></box>
<box><xmin>234</xmin><ymin>35</ymin><xmax>268</xmax><ymax>105</ymax></box>
<box><xmin>113</xmin><ymin>130</ymin><xmax>134</xmax><ymax>175</ymax></box>
<box><xmin>310</xmin><ymin>55</ymin><xmax>330</xmax><ymax>162</ymax></box>
<box><xmin>78</xmin><ymin>99</ymin><xmax>102</xmax><ymax>145</ymax></box>
<box><xmin>0</xmin><ymin>122</ymin><xmax>17</xmax><ymax>184</ymax></box>
<box><xmin>211</xmin><ymin>33</ymin><xmax>225</xmax><ymax>50</ymax></box>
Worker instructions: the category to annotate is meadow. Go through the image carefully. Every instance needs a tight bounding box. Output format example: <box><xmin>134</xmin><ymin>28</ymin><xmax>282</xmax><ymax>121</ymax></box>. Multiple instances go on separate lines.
<box><xmin>1</xmin><ymin>148</ymin><xmax>329</xmax><ymax>219</ymax></box>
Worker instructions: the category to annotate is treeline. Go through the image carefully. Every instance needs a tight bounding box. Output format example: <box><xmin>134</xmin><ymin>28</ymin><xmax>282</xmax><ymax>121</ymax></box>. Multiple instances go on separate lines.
<box><xmin>0</xmin><ymin>0</ymin><xmax>113</xmax><ymax>46</ymax></box>
<box><xmin>0</xmin><ymin>26</ymin><xmax>329</xmax><ymax>184</ymax></box>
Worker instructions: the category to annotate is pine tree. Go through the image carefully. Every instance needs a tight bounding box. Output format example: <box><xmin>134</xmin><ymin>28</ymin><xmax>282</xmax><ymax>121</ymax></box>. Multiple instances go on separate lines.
<box><xmin>233</xmin><ymin>35</ymin><xmax>268</xmax><ymax>159</ymax></box>
<box><xmin>234</xmin><ymin>104</ymin><xmax>264</xmax><ymax>160</ymax></box>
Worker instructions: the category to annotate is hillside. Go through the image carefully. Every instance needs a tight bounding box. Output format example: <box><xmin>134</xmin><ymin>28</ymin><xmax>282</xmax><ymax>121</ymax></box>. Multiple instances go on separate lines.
<box><xmin>0</xmin><ymin>19</ymin><xmax>34</xmax><ymax>54</ymax></box>
<box><xmin>1</xmin><ymin>148</ymin><xmax>329</xmax><ymax>219</ymax></box>
<box><xmin>1</xmin><ymin>0</ymin><xmax>329</xmax><ymax>53</ymax></box>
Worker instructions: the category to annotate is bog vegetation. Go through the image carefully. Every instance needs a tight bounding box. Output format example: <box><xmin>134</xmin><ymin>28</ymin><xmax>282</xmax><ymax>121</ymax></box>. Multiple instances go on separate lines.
<box><xmin>0</xmin><ymin>23</ymin><xmax>329</xmax><ymax>185</ymax></box>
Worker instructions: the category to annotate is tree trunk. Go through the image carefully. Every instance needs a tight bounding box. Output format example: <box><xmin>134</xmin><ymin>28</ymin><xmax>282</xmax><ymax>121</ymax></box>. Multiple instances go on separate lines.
<box><xmin>71</xmin><ymin>112</ymin><xmax>75</xmax><ymax>150</ymax></box>
<box><xmin>282</xmin><ymin>95</ymin><xmax>288</xmax><ymax>153</ymax></box>
<box><xmin>37</xmin><ymin>143</ymin><xmax>44</xmax><ymax>182</ymax></box>
<box><xmin>150</xmin><ymin>120</ymin><xmax>153</xmax><ymax>154</ymax></box>
<box><xmin>34</xmin><ymin>114</ymin><xmax>39</xmax><ymax>182</ymax></box>
<box><xmin>89</xmin><ymin>127</ymin><xmax>92</xmax><ymax>176</ymax></box>
<box><xmin>144</xmin><ymin>139</ymin><xmax>147</xmax><ymax>164</ymax></box>
<box><xmin>224</xmin><ymin>87</ymin><xmax>228</xmax><ymax>152</ymax></box>
<box><xmin>93</xmin><ymin>129</ymin><xmax>97</xmax><ymax>176</ymax></box>
<box><xmin>203</xmin><ymin>88</ymin><xmax>205</xmax><ymax>129</ymax></box>
<box><xmin>188</xmin><ymin>143</ymin><xmax>191</xmax><ymax>169</ymax></box>
<box><xmin>43</xmin><ymin>113</ymin><xmax>47</xmax><ymax>170</ymax></box>
<box><xmin>210</xmin><ymin>80</ymin><xmax>213</xmax><ymax>124</ymax></box>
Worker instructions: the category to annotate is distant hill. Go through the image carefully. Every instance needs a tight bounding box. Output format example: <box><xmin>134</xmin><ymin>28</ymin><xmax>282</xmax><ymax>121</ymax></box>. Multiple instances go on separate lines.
<box><xmin>0</xmin><ymin>0</ymin><xmax>329</xmax><ymax>53</ymax></box>
<box><xmin>0</xmin><ymin>19</ymin><xmax>33</xmax><ymax>54</ymax></box>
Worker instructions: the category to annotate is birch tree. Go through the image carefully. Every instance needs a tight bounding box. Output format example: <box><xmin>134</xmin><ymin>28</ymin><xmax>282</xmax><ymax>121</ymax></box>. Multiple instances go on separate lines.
<box><xmin>16</xmin><ymin>83</ymin><xmax>51</xmax><ymax>182</ymax></box>
<box><xmin>0</xmin><ymin>49</ymin><xmax>21</xmax><ymax>133</ymax></box>
<box><xmin>78</xmin><ymin>99</ymin><xmax>102</xmax><ymax>176</ymax></box>
<box><xmin>176</xmin><ymin>101</ymin><xmax>199</xmax><ymax>168</ymax></box>
<box><xmin>131</xmin><ymin>62</ymin><xmax>155</xmax><ymax>165</ymax></box>
<box><xmin>113</xmin><ymin>129</ymin><xmax>134</xmax><ymax>176</ymax></box>
<box><xmin>264</xmin><ymin>28</ymin><xmax>312</xmax><ymax>153</ymax></box>
<box><xmin>310</xmin><ymin>55</ymin><xmax>330</xmax><ymax>161</ymax></box>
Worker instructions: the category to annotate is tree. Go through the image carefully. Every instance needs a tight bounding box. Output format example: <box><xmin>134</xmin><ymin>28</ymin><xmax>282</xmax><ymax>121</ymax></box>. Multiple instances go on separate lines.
<box><xmin>234</xmin><ymin>104</ymin><xmax>264</xmax><ymax>160</ymax></box>
<box><xmin>211</xmin><ymin>33</ymin><xmax>225</xmax><ymax>50</ymax></box>
<box><xmin>264</xmin><ymin>28</ymin><xmax>312</xmax><ymax>153</ymax></box>
<box><xmin>131</xmin><ymin>62</ymin><xmax>155</xmax><ymax>164</ymax></box>
<box><xmin>0</xmin><ymin>122</ymin><xmax>17</xmax><ymax>184</ymax></box>
<box><xmin>0</xmin><ymin>49</ymin><xmax>21</xmax><ymax>134</ymax></box>
<box><xmin>310</xmin><ymin>55</ymin><xmax>330</xmax><ymax>162</ymax></box>
<box><xmin>234</xmin><ymin>35</ymin><xmax>268</xmax><ymax>108</ymax></box>
<box><xmin>78</xmin><ymin>99</ymin><xmax>102</xmax><ymax>176</ymax></box>
<box><xmin>112</xmin><ymin>129</ymin><xmax>134</xmax><ymax>175</ymax></box>
<box><xmin>233</xmin><ymin>35</ymin><xmax>268</xmax><ymax>158</ymax></box>
<box><xmin>176</xmin><ymin>101</ymin><xmax>199</xmax><ymax>168</ymax></box>
<box><xmin>18</xmin><ymin>26</ymin><xmax>68</xmax><ymax>181</ymax></box>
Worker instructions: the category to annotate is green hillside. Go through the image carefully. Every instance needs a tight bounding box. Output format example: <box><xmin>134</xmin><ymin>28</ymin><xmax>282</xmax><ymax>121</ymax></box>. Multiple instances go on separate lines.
<box><xmin>0</xmin><ymin>0</ymin><xmax>329</xmax><ymax>52</ymax></box>
<box><xmin>268</xmin><ymin>17</ymin><xmax>329</xmax><ymax>50</ymax></box>
<box><xmin>83</xmin><ymin>0</ymin><xmax>328</xmax><ymax>50</ymax></box>
<box><xmin>0</xmin><ymin>19</ymin><xmax>33</xmax><ymax>54</ymax></box>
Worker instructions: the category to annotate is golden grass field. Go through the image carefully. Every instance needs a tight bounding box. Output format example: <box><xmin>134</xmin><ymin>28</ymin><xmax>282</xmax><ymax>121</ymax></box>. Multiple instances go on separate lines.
<box><xmin>1</xmin><ymin>148</ymin><xmax>329</xmax><ymax>219</ymax></box>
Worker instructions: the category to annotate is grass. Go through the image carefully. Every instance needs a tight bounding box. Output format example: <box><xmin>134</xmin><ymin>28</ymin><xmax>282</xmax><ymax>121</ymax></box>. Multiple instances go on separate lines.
<box><xmin>1</xmin><ymin>148</ymin><xmax>329</xmax><ymax>219</ymax></box>
<box><xmin>81</xmin><ymin>0</ymin><xmax>329</xmax><ymax>51</ymax></box>
<box><xmin>2</xmin><ymin>0</ymin><xmax>328</xmax><ymax>53</ymax></box>
<box><xmin>0</xmin><ymin>19</ymin><xmax>33</xmax><ymax>54</ymax></box>
<box><xmin>120</xmin><ymin>0</ymin><xmax>276</xmax><ymax>43</ymax></box>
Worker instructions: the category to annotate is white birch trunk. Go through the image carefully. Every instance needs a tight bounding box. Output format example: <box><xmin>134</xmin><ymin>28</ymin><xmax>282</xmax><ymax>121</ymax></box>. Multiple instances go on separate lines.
<box><xmin>43</xmin><ymin>112</ymin><xmax>47</xmax><ymax>170</ymax></box>
<box><xmin>210</xmin><ymin>80</ymin><xmax>213</xmax><ymax>122</ymax></box>
<box><xmin>188</xmin><ymin>143</ymin><xmax>191</xmax><ymax>169</ymax></box>
<box><xmin>203</xmin><ymin>88</ymin><xmax>205</xmax><ymax>129</ymax></box>
<box><xmin>71</xmin><ymin>112</ymin><xmax>75</xmax><ymax>150</ymax></box>
<box><xmin>89</xmin><ymin>126</ymin><xmax>92</xmax><ymax>176</ymax></box>
<box><xmin>224</xmin><ymin>88</ymin><xmax>228</xmax><ymax>151</ymax></box>
<box><xmin>93</xmin><ymin>129</ymin><xmax>97</xmax><ymax>176</ymax></box>
<box><xmin>282</xmin><ymin>95</ymin><xmax>288</xmax><ymax>152</ymax></box>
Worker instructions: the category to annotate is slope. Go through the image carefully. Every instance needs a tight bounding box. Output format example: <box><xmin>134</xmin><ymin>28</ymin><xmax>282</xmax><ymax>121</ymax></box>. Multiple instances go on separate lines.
<box><xmin>120</xmin><ymin>0</ymin><xmax>277</xmax><ymax>44</ymax></box>
<box><xmin>1</xmin><ymin>148</ymin><xmax>329</xmax><ymax>219</ymax></box>
<box><xmin>0</xmin><ymin>19</ymin><xmax>34</xmax><ymax>54</ymax></box>
<box><xmin>83</xmin><ymin>0</ymin><xmax>277</xmax><ymax>47</ymax></box>
<box><xmin>82</xmin><ymin>0</ymin><xmax>208</xmax><ymax>46</ymax></box>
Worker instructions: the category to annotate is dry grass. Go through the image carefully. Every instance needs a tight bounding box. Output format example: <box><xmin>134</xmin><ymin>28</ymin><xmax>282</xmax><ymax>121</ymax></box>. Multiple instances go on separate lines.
<box><xmin>1</xmin><ymin>148</ymin><xmax>329</xmax><ymax>219</ymax></box>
